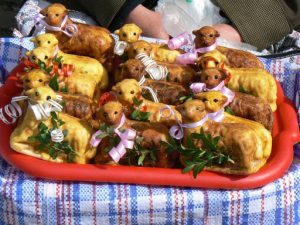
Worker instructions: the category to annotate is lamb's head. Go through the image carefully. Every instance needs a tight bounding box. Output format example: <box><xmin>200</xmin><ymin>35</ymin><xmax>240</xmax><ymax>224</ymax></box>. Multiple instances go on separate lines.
<box><xmin>22</xmin><ymin>69</ymin><xmax>50</xmax><ymax>90</ymax></box>
<box><xmin>30</xmin><ymin>33</ymin><xmax>59</xmax><ymax>50</ymax></box>
<box><xmin>26</xmin><ymin>47</ymin><xmax>52</xmax><ymax>65</ymax></box>
<box><xmin>195</xmin><ymin>91</ymin><xmax>227</xmax><ymax>112</ymax></box>
<box><xmin>114</xmin><ymin>23</ymin><xmax>142</xmax><ymax>43</ymax></box>
<box><xmin>25</xmin><ymin>86</ymin><xmax>59</xmax><ymax>105</ymax></box>
<box><xmin>98</xmin><ymin>101</ymin><xmax>124</xmax><ymax>126</ymax></box>
<box><xmin>176</xmin><ymin>100</ymin><xmax>206</xmax><ymax>123</ymax></box>
<box><xmin>127</xmin><ymin>40</ymin><xmax>152</xmax><ymax>58</ymax></box>
<box><xmin>112</xmin><ymin>79</ymin><xmax>141</xmax><ymax>104</ymax></box>
<box><xmin>40</xmin><ymin>3</ymin><xmax>68</xmax><ymax>27</ymax></box>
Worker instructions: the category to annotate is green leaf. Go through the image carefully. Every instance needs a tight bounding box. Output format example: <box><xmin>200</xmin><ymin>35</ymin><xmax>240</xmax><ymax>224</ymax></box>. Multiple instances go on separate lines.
<box><xmin>131</xmin><ymin>109</ymin><xmax>139</xmax><ymax>119</ymax></box>
<box><xmin>49</xmin><ymin>74</ymin><xmax>59</xmax><ymax>91</ymax></box>
<box><xmin>38</xmin><ymin>122</ymin><xmax>48</xmax><ymax>132</ymax></box>
<box><xmin>138</xmin><ymin>150</ymin><xmax>150</xmax><ymax>166</ymax></box>
<box><xmin>60</xmin><ymin>86</ymin><xmax>68</xmax><ymax>93</ymax></box>
<box><xmin>193</xmin><ymin>161</ymin><xmax>207</xmax><ymax>178</ymax></box>
<box><xmin>62</xmin><ymin>129</ymin><xmax>68</xmax><ymax>137</ymax></box>
<box><xmin>239</xmin><ymin>85</ymin><xmax>247</xmax><ymax>93</ymax></box>
<box><xmin>182</xmin><ymin>164</ymin><xmax>195</xmax><ymax>174</ymax></box>
<box><xmin>225</xmin><ymin>106</ymin><xmax>235</xmax><ymax>115</ymax></box>
<box><xmin>96</xmin><ymin>133</ymin><xmax>108</xmax><ymax>139</ymax></box>
<box><xmin>27</xmin><ymin>136</ymin><xmax>37</xmax><ymax>142</ymax></box>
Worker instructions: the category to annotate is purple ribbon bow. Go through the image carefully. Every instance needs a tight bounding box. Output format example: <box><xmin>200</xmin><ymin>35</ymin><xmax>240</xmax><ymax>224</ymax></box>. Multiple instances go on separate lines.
<box><xmin>90</xmin><ymin>114</ymin><xmax>136</xmax><ymax>163</ymax></box>
<box><xmin>190</xmin><ymin>81</ymin><xmax>235</xmax><ymax>107</ymax></box>
<box><xmin>33</xmin><ymin>13</ymin><xmax>78</xmax><ymax>37</ymax></box>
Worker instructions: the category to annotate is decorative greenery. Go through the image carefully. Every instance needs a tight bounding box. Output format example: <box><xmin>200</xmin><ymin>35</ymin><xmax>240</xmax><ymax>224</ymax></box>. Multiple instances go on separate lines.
<box><xmin>28</xmin><ymin>112</ymin><xmax>76</xmax><ymax>162</ymax></box>
<box><xmin>238</xmin><ymin>85</ymin><xmax>248</xmax><ymax>93</ymax></box>
<box><xmin>129</xmin><ymin>97</ymin><xmax>151</xmax><ymax>122</ymax></box>
<box><xmin>53</xmin><ymin>56</ymin><xmax>64</xmax><ymax>68</ymax></box>
<box><xmin>97</xmin><ymin>123</ymin><xmax>121</xmax><ymax>154</ymax></box>
<box><xmin>49</xmin><ymin>74</ymin><xmax>59</xmax><ymax>91</ymax></box>
<box><xmin>179</xmin><ymin>93</ymin><xmax>194</xmax><ymax>103</ymax></box>
<box><xmin>161</xmin><ymin>128</ymin><xmax>234</xmax><ymax>178</ymax></box>
<box><xmin>125</xmin><ymin>136</ymin><xmax>157</xmax><ymax>166</ymax></box>
<box><xmin>37</xmin><ymin>59</ymin><xmax>53</xmax><ymax>74</ymax></box>
<box><xmin>225</xmin><ymin>106</ymin><xmax>235</xmax><ymax>115</ymax></box>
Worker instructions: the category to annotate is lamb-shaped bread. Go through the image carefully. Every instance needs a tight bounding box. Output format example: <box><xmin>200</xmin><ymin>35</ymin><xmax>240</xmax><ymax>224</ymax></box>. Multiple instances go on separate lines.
<box><xmin>112</xmin><ymin>79</ymin><xmax>182</xmax><ymax>126</ymax></box>
<box><xmin>195</xmin><ymin>90</ymin><xmax>273</xmax><ymax>130</ymax></box>
<box><xmin>94</xmin><ymin>101</ymin><xmax>177</xmax><ymax>167</ymax></box>
<box><xmin>195</xmin><ymin>91</ymin><xmax>272</xmax><ymax>159</ymax></box>
<box><xmin>10</xmin><ymin>86</ymin><xmax>96</xmax><ymax>164</ymax></box>
<box><xmin>197</xmin><ymin>67</ymin><xmax>277</xmax><ymax>111</ymax></box>
<box><xmin>193</xmin><ymin>26</ymin><xmax>264</xmax><ymax>69</ymax></box>
<box><xmin>127</xmin><ymin>40</ymin><xmax>183</xmax><ymax>63</ymax></box>
<box><xmin>20</xmin><ymin>69</ymin><xmax>50</xmax><ymax>90</ymax></box>
<box><xmin>30</xmin><ymin>33</ymin><xmax>109</xmax><ymax>90</ymax></box>
<box><xmin>114</xmin><ymin>23</ymin><xmax>142</xmax><ymax>43</ymax></box>
<box><xmin>114</xmin><ymin>58</ymin><xmax>195</xmax><ymax>87</ymax></box>
<box><xmin>176</xmin><ymin>99</ymin><xmax>271</xmax><ymax>175</ymax></box>
<box><xmin>39</xmin><ymin>4</ymin><xmax>115</xmax><ymax>70</ymax></box>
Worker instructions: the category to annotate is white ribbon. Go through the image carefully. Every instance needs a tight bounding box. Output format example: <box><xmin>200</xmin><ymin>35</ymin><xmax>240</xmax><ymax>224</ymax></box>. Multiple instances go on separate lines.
<box><xmin>34</xmin><ymin>14</ymin><xmax>78</xmax><ymax>37</ymax></box>
<box><xmin>51</xmin><ymin>129</ymin><xmax>64</xmax><ymax>143</ymax></box>
<box><xmin>114</xmin><ymin>41</ymin><xmax>129</xmax><ymax>56</ymax></box>
<box><xmin>0</xmin><ymin>96</ymin><xmax>28</xmax><ymax>125</ymax></box>
<box><xmin>136</xmin><ymin>53</ymin><xmax>168</xmax><ymax>85</ymax></box>
<box><xmin>141</xmin><ymin>86</ymin><xmax>159</xmax><ymax>103</ymax></box>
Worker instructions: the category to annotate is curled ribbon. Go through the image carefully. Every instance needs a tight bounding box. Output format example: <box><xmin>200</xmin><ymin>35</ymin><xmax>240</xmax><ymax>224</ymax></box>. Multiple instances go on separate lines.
<box><xmin>0</xmin><ymin>96</ymin><xmax>28</xmax><ymax>125</ymax></box>
<box><xmin>51</xmin><ymin>129</ymin><xmax>64</xmax><ymax>142</ymax></box>
<box><xmin>190</xmin><ymin>81</ymin><xmax>235</xmax><ymax>107</ymax></box>
<box><xmin>141</xmin><ymin>86</ymin><xmax>159</xmax><ymax>103</ymax></box>
<box><xmin>160</xmin><ymin>105</ymin><xmax>224</xmax><ymax>140</ymax></box>
<box><xmin>136</xmin><ymin>53</ymin><xmax>168</xmax><ymax>85</ymax></box>
<box><xmin>89</xmin><ymin>114</ymin><xmax>136</xmax><ymax>163</ymax></box>
<box><xmin>34</xmin><ymin>14</ymin><xmax>78</xmax><ymax>37</ymax></box>
<box><xmin>114</xmin><ymin>41</ymin><xmax>129</xmax><ymax>56</ymax></box>
<box><xmin>30</xmin><ymin>97</ymin><xmax>63</xmax><ymax>121</ymax></box>
<box><xmin>167</xmin><ymin>32</ymin><xmax>192</xmax><ymax>50</ymax></box>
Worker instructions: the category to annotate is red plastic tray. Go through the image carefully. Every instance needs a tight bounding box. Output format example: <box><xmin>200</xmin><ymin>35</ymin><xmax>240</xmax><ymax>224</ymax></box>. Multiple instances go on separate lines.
<box><xmin>0</xmin><ymin>63</ymin><xmax>299</xmax><ymax>189</ymax></box>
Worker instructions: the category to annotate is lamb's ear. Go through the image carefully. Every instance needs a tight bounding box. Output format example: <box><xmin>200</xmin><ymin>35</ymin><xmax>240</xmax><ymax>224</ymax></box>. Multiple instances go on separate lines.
<box><xmin>215</xmin><ymin>30</ymin><xmax>220</xmax><ymax>37</ymax></box>
<box><xmin>25</xmin><ymin>51</ymin><xmax>31</xmax><ymax>56</ymax></box>
<box><xmin>192</xmin><ymin>29</ymin><xmax>199</xmax><ymax>35</ymax></box>
<box><xmin>114</xmin><ymin>29</ymin><xmax>120</xmax><ymax>35</ymax></box>
<box><xmin>30</xmin><ymin>37</ymin><xmax>37</xmax><ymax>43</ymax></box>
<box><xmin>40</xmin><ymin>6</ymin><xmax>48</xmax><ymax>15</ymax></box>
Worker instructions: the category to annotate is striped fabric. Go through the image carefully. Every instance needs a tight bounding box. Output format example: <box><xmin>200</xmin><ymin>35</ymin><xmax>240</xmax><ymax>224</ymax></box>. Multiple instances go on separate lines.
<box><xmin>0</xmin><ymin>35</ymin><xmax>300</xmax><ymax>224</ymax></box>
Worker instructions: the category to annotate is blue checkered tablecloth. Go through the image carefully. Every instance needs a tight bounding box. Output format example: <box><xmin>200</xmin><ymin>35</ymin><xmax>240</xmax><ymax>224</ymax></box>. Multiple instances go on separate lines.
<box><xmin>0</xmin><ymin>37</ymin><xmax>300</xmax><ymax>224</ymax></box>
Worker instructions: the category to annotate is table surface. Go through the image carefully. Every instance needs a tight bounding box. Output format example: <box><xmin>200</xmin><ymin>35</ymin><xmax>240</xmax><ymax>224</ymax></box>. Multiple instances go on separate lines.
<box><xmin>0</xmin><ymin>36</ymin><xmax>300</xmax><ymax>225</ymax></box>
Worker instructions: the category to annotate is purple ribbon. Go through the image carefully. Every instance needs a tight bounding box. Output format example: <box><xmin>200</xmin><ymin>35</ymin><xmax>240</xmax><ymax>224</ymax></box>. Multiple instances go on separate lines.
<box><xmin>190</xmin><ymin>81</ymin><xmax>235</xmax><ymax>107</ymax></box>
<box><xmin>167</xmin><ymin>32</ymin><xmax>192</xmax><ymax>50</ymax></box>
<box><xmin>90</xmin><ymin>114</ymin><xmax>136</xmax><ymax>163</ymax></box>
<box><xmin>160</xmin><ymin>105</ymin><xmax>224</xmax><ymax>140</ymax></box>
<box><xmin>33</xmin><ymin>13</ymin><xmax>78</xmax><ymax>37</ymax></box>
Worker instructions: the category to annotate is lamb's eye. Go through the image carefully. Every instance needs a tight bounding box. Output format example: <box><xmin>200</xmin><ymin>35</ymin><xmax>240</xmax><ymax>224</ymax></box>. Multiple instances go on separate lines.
<box><xmin>44</xmin><ymin>56</ymin><xmax>48</xmax><ymax>60</ymax></box>
<box><xmin>55</xmin><ymin>13</ymin><xmax>59</xmax><ymax>17</ymax></box>
<box><xmin>134</xmin><ymin>67</ymin><xmax>139</xmax><ymax>71</ymax></box>
<box><xmin>214</xmin><ymin>75</ymin><xmax>219</xmax><ymax>79</ymax></box>
<box><xmin>209</xmin><ymin>34</ymin><xmax>214</xmax><ymax>37</ymax></box>
<box><xmin>37</xmin><ymin>40</ymin><xmax>41</xmax><ymax>45</ymax></box>
<box><xmin>203</xmin><ymin>98</ymin><xmax>208</xmax><ymax>102</ymax></box>
<box><xmin>103</xmin><ymin>112</ymin><xmax>108</xmax><ymax>117</ymax></box>
<box><xmin>32</xmin><ymin>56</ymin><xmax>36</xmax><ymax>60</ymax></box>
<box><xmin>213</xmin><ymin>99</ymin><xmax>218</xmax><ymax>102</ymax></box>
<box><xmin>133</xmin><ymin>32</ymin><xmax>137</xmax><ymax>36</ymax></box>
<box><xmin>48</xmin><ymin>41</ymin><xmax>51</xmax><ymax>44</ymax></box>
<box><xmin>39</xmin><ymin>79</ymin><xmax>43</xmax><ymax>82</ymax></box>
<box><xmin>143</xmin><ymin>48</ymin><xmax>147</xmax><ymax>51</ymax></box>
<box><xmin>133</xmin><ymin>50</ymin><xmax>137</xmax><ymax>54</ymax></box>
<box><xmin>45</xmin><ymin>13</ymin><xmax>48</xmax><ymax>17</ymax></box>
<box><xmin>195</xmin><ymin>107</ymin><xmax>200</xmax><ymax>110</ymax></box>
<box><xmin>46</xmin><ymin>96</ymin><xmax>51</xmax><ymax>100</ymax></box>
<box><xmin>123</xmin><ymin>33</ymin><xmax>127</xmax><ymax>37</ymax></box>
<box><xmin>114</xmin><ymin>111</ymin><xmax>118</xmax><ymax>115</ymax></box>
<box><xmin>35</xmin><ymin>91</ymin><xmax>39</xmax><ymax>96</ymax></box>
<box><xmin>205</xmin><ymin>76</ymin><xmax>209</xmax><ymax>80</ymax></box>
<box><xmin>25</xmin><ymin>79</ymin><xmax>30</xmax><ymax>83</ymax></box>
<box><xmin>130</xmin><ymin>90</ymin><xmax>135</xmax><ymax>94</ymax></box>
<box><xmin>118</xmin><ymin>91</ymin><xmax>122</xmax><ymax>95</ymax></box>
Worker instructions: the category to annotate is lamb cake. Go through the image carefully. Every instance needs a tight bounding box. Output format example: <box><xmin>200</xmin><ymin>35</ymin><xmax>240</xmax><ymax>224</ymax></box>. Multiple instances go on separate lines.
<box><xmin>2</xmin><ymin>3</ymin><xmax>278</xmax><ymax>178</ymax></box>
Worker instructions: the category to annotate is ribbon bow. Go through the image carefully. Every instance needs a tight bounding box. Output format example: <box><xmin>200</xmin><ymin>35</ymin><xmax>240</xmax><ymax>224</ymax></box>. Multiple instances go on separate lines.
<box><xmin>0</xmin><ymin>96</ymin><xmax>28</xmax><ymax>125</ymax></box>
<box><xmin>34</xmin><ymin>14</ymin><xmax>78</xmax><ymax>37</ymax></box>
<box><xmin>50</xmin><ymin>62</ymin><xmax>74</xmax><ymax>77</ymax></box>
<box><xmin>190</xmin><ymin>81</ymin><xmax>235</xmax><ymax>107</ymax></box>
<box><xmin>90</xmin><ymin>114</ymin><xmax>136</xmax><ymax>163</ymax></box>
